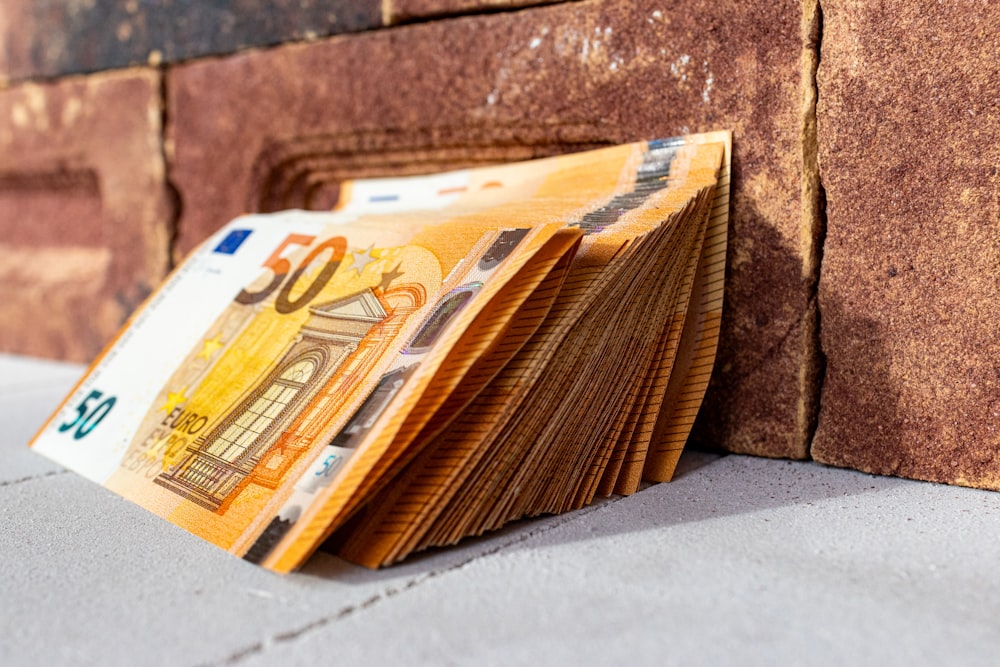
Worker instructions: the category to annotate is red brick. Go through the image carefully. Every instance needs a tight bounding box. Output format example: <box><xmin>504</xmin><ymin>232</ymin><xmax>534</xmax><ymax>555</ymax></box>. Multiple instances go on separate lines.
<box><xmin>167</xmin><ymin>0</ymin><xmax>823</xmax><ymax>458</ymax></box>
<box><xmin>814</xmin><ymin>1</ymin><xmax>1000</xmax><ymax>486</ymax></box>
<box><xmin>0</xmin><ymin>70</ymin><xmax>173</xmax><ymax>361</ymax></box>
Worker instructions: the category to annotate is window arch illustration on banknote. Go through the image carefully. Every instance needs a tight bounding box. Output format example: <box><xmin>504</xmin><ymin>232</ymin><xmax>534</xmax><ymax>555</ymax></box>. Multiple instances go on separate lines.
<box><xmin>154</xmin><ymin>285</ymin><xmax>425</xmax><ymax>512</ymax></box>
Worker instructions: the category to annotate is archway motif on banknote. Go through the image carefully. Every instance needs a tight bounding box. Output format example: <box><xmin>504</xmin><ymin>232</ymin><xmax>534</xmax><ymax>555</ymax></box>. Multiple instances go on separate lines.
<box><xmin>154</xmin><ymin>283</ymin><xmax>425</xmax><ymax>512</ymax></box>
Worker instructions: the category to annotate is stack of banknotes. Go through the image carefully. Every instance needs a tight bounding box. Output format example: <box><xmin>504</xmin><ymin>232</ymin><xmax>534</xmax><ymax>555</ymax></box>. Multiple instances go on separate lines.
<box><xmin>31</xmin><ymin>131</ymin><xmax>730</xmax><ymax>572</ymax></box>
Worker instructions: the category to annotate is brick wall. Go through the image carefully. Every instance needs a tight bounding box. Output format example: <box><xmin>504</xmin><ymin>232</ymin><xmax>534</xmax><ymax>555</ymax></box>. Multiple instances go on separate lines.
<box><xmin>1</xmin><ymin>0</ymin><xmax>996</xmax><ymax>488</ymax></box>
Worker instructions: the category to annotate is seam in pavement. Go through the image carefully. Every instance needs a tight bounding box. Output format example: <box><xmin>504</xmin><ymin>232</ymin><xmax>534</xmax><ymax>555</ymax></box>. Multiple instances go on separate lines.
<box><xmin>0</xmin><ymin>469</ymin><xmax>68</xmax><ymax>488</ymax></box>
<box><xmin>203</xmin><ymin>491</ymin><xmax>637</xmax><ymax>666</ymax></box>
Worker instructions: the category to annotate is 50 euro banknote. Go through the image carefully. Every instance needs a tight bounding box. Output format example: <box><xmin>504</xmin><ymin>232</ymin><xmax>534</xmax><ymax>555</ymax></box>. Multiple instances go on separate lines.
<box><xmin>31</xmin><ymin>132</ymin><xmax>730</xmax><ymax>572</ymax></box>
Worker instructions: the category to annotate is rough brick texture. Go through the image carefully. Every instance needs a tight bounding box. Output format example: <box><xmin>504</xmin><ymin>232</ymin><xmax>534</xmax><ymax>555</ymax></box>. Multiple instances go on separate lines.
<box><xmin>167</xmin><ymin>0</ymin><xmax>821</xmax><ymax>458</ymax></box>
<box><xmin>0</xmin><ymin>1</ymin><xmax>381</xmax><ymax>83</ymax></box>
<box><xmin>814</xmin><ymin>1</ymin><xmax>1000</xmax><ymax>486</ymax></box>
<box><xmin>0</xmin><ymin>70</ymin><xmax>172</xmax><ymax>361</ymax></box>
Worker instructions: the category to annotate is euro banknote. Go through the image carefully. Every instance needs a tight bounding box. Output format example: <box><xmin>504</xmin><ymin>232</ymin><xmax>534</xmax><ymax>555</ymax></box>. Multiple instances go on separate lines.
<box><xmin>31</xmin><ymin>132</ymin><xmax>730</xmax><ymax>571</ymax></box>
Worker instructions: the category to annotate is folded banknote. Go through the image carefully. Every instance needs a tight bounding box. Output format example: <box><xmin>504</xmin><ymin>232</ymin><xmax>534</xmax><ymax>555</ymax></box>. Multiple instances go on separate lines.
<box><xmin>31</xmin><ymin>132</ymin><xmax>731</xmax><ymax>572</ymax></box>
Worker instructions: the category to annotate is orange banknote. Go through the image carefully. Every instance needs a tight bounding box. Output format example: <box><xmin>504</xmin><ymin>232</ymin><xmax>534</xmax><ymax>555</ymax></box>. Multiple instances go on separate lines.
<box><xmin>31</xmin><ymin>132</ymin><xmax>730</xmax><ymax>571</ymax></box>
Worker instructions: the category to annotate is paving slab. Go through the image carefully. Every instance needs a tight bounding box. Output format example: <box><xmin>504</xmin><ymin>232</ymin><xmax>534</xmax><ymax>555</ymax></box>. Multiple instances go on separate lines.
<box><xmin>0</xmin><ymin>471</ymin><xmax>632</xmax><ymax>666</ymax></box>
<box><xmin>3</xmin><ymin>353</ymin><xmax>1000</xmax><ymax>666</ymax></box>
<box><xmin>0</xmin><ymin>355</ymin><xmax>83</xmax><ymax>392</ymax></box>
<box><xmin>231</xmin><ymin>457</ymin><xmax>1000</xmax><ymax>667</ymax></box>
<box><xmin>0</xmin><ymin>356</ymin><xmax>82</xmax><ymax>483</ymax></box>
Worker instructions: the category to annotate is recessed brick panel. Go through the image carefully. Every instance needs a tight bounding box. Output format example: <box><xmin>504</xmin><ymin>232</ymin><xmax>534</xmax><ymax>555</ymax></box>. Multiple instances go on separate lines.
<box><xmin>0</xmin><ymin>1</ymin><xmax>382</xmax><ymax>82</ymax></box>
<box><xmin>167</xmin><ymin>0</ymin><xmax>820</xmax><ymax>458</ymax></box>
<box><xmin>814</xmin><ymin>1</ymin><xmax>1000</xmax><ymax>486</ymax></box>
<box><xmin>0</xmin><ymin>70</ymin><xmax>173</xmax><ymax>361</ymax></box>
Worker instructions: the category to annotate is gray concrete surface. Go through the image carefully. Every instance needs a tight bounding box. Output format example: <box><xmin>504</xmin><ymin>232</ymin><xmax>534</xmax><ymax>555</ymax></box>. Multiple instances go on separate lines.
<box><xmin>2</xmin><ymin>353</ymin><xmax>999</xmax><ymax>666</ymax></box>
